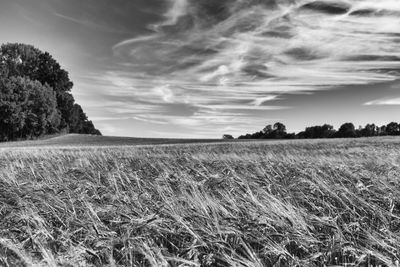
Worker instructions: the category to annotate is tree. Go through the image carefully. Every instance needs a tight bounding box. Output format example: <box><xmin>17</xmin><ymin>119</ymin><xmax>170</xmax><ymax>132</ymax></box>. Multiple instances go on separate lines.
<box><xmin>274</xmin><ymin>122</ymin><xmax>286</xmax><ymax>133</ymax></box>
<box><xmin>70</xmin><ymin>104</ymin><xmax>101</xmax><ymax>135</ymax></box>
<box><xmin>239</xmin><ymin>121</ymin><xmax>400</xmax><ymax>140</ymax></box>
<box><xmin>263</xmin><ymin>125</ymin><xmax>273</xmax><ymax>134</ymax></box>
<box><xmin>0</xmin><ymin>43</ymin><xmax>101</xmax><ymax>138</ymax></box>
<box><xmin>321</xmin><ymin>124</ymin><xmax>335</xmax><ymax>138</ymax></box>
<box><xmin>386</xmin><ymin>122</ymin><xmax>400</xmax><ymax>136</ymax></box>
<box><xmin>0</xmin><ymin>43</ymin><xmax>73</xmax><ymax>127</ymax></box>
<box><xmin>302</xmin><ymin>124</ymin><xmax>336</xmax><ymax>139</ymax></box>
<box><xmin>0</xmin><ymin>43</ymin><xmax>73</xmax><ymax>93</ymax></box>
<box><xmin>379</xmin><ymin>125</ymin><xmax>387</xmax><ymax>136</ymax></box>
<box><xmin>271</xmin><ymin>122</ymin><xmax>287</xmax><ymax>139</ymax></box>
<box><xmin>239</xmin><ymin>122</ymin><xmax>289</xmax><ymax>139</ymax></box>
<box><xmin>359</xmin><ymin>124</ymin><xmax>378</xmax><ymax>137</ymax></box>
<box><xmin>222</xmin><ymin>134</ymin><xmax>234</xmax><ymax>140</ymax></box>
<box><xmin>335</xmin><ymin>123</ymin><xmax>356</xmax><ymax>138</ymax></box>
<box><xmin>0</xmin><ymin>77</ymin><xmax>60</xmax><ymax>141</ymax></box>
<box><xmin>238</xmin><ymin>134</ymin><xmax>252</xmax><ymax>139</ymax></box>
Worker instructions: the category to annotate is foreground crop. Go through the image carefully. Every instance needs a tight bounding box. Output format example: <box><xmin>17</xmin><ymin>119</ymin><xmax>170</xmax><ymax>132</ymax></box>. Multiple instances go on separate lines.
<box><xmin>1</xmin><ymin>138</ymin><xmax>400</xmax><ymax>266</ymax></box>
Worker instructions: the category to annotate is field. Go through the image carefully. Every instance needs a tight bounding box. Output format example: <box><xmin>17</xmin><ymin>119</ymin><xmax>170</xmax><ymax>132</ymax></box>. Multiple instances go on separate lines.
<box><xmin>1</xmin><ymin>135</ymin><xmax>400</xmax><ymax>266</ymax></box>
<box><xmin>0</xmin><ymin>134</ymin><xmax>227</xmax><ymax>148</ymax></box>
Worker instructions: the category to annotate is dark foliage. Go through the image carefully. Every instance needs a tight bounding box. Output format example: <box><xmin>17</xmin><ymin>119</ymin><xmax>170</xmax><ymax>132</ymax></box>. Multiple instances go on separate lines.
<box><xmin>239</xmin><ymin>122</ymin><xmax>295</xmax><ymax>140</ymax></box>
<box><xmin>385</xmin><ymin>122</ymin><xmax>400</xmax><ymax>136</ymax></box>
<box><xmin>0</xmin><ymin>43</ymin><xmax>101</xmax><ymax>141</ymax></box>
<box><xmin>335</xmin><ymin>123</ymin><xmax>357</xmax><ymax>138</ymax></box>
<box><xmin>222</xmin><ymin>134</ymin><xmax>234</xmax><ymax>140</ymax></box>
<box><xmin>239</xmin><ymin>121</ymin><xmax>400</xmax><ymax>140</ymax></box>
<box><xmin>70</xmin><ymin>104</ymin><xmax>101</xmax><ymax>135</ymax></box>
<box><xmin>298</xmin><ymin>124</ymin><xmax>335</xmax><ymax>139</ymax></box>
<box><xmin>358</xmin><ymin>123</ymin><xmax>379</xmax><ymax>137</ymax></box>
<box><xmin>0</xmin><ymin>77</ymin><xmax>60</xmax><ymax>141</ymax></box>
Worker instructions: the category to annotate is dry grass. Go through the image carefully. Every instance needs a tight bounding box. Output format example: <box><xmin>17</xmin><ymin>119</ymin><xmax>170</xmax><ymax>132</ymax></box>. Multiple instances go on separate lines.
<box><xmin>1</xmin><ymin>137</ymin><xmax>400</xmax><ymax>266</ymax></box>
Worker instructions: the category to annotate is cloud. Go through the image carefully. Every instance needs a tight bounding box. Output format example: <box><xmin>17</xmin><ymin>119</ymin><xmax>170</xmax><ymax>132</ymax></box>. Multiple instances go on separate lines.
<box><xmin>153</xmin><ymin>85</ymin><xmax>174</xmax><ymax>103</ymax></box>
<box><xmin>105</xmin><ymin>0</ymin><xmax>400</xmax><ymax>134</ymax></box>
<box><xmin>251</xmin><ymin>95</ymin><xmax>278</xmax><ymax>106</ymax></box>
<box><xmin>112</xmin><ymin>35</ymin><xmax>157</xmax><ymax>51</ymax></box>
<box><xmin>365</xmin><ymin>97</ymin><xmax>400</xmax><ymax>105</ymax></box>
<box><xmin>157</xmin><ymin>0</ymin><xmax>189</xmax><ymax>28</ymax></box>
<box><xmin>113</xmin><ymin>0</ymin><xmax>400</xmax><ymax>86</ymax></box>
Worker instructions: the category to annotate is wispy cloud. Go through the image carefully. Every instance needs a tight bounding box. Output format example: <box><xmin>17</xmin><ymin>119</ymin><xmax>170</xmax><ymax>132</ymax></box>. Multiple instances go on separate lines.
<box><xmin>365</xmin><ymin>97</ymin><xmax>400</xmax><ymax>105</ymax></box>
<box><xmin>155</xmin><ymin>0</ymin><xmax>188</xmax><ymax>29</ymax></box>
<box><xmin>104</xmin><ymin>0</ymin><xmax>400</xmax><ymax>135</ymax></box>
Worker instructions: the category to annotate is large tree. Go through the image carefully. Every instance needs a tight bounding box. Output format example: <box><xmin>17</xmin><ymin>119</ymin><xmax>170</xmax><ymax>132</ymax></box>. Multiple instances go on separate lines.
<box><xmin>0</xmin><ymin>43</ymin><xmax>101</xmax><ymax>140</ymax></box>
<box><xmin>0</xmin><ymin>77</ymin><xmax>60</xmax><ymax>141</ymax></box>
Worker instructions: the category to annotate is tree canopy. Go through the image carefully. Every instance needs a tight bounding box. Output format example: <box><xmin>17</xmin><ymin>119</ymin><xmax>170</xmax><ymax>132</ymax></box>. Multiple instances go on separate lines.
<box><xmin>0</xmin><ymin>43</ymin><xmax>101</xmax><ymax>141</ymax></box>
<box><xmin>0</xmin><ymin>77</ymin><xmax>59</xmax><ymax>141</ymax></box>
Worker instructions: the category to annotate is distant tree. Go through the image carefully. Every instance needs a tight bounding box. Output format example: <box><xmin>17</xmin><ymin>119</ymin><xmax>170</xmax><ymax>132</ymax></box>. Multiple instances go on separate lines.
<box><xmin>239</xmin><ymin>121</ymin><xmax>400</xmax><ymax>140</ymax></box>
<box><xmin>253</xmin><ymin>131</ymin><xmax>265</xmax><ymax>139</ymax></box>
<box><xmin>274</xmin><ymin>122</ymin><xmax>286</xmax><ymax>132</ymax></box>
<box><xmin>222</xmin><ymin>134</ymin><xmax>234</xmax><ymax>140</ymax></box>
<box><xmin>238</xmin><ymin>133</ymin><xmax>252</xmax><ymax>139</ymax></box>
<box><xmin>386</xmin><ymin>122</ymin><xmax>400</xmax><ymax>136</ymax></box>
<box><xmin>302</xmin><ymin>124</ymin><xmax>335</xmax><ymax>139</ymax></box>
<box><xmin>296</xmin><ymin>131</ymin><xmax>306</xmax><ymax>139</ymax></box>
<box><xmin>359</xmin><ymin>124</ymin><xmax>378</xmax><ymax>137</ymax></box>
<box><xmin>321</xmin><ymin>124</ymin><xmax>336</xmax><ymax>138</ymax></box>
<box><xmin>284</xmin><ymin>133</ymin><xmax>296</xmax><ymax>139</ymax></box>
<box><xmin>335</xmin><ymin>123</ymin><xmax>356</xmax><ymax>138</ymax></box>
<box><xmin>379</xmin><ymin>125</ymin><xmax>387</xmax><ymax>136</ymax></box>
<box><xmin>270</xmin><ymin>122</ymin><xmax>287</xmax><ymax>139</ymax></box>
<box><xmin>263</xmin><ymin>125</ymin><xmax>273</xmax><ymax>134</ymax></box>
<box><xmin>239</xmin><ymin>122</ymin><xmax>288</xmax><ymax>139</ymax></box>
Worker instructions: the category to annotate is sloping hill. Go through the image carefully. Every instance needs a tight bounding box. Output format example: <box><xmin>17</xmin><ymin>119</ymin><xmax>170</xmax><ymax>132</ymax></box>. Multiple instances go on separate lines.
<box><xmin>0</xmin><ymin>134</ymin><xmax>227</xmax><ymax>147</ymax></box>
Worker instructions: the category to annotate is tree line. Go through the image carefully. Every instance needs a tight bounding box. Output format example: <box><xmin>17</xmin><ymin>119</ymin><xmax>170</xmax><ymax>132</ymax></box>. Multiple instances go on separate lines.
<box><xmin>0</xmin><ymin>43</ymin><xmax>101</xmax><ymax>141</ymax></box>
<box><xmin>236</xmin><ymin>122</ymin><xmax>400</xmax><ymax>140</ymax></box>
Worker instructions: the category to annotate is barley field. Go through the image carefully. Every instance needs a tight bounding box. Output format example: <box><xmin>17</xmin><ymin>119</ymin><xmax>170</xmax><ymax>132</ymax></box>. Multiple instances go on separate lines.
<box><xmin>1</xmin><ymin>136</ymin><xmax>400</xmax><ymax>266</ymax></box>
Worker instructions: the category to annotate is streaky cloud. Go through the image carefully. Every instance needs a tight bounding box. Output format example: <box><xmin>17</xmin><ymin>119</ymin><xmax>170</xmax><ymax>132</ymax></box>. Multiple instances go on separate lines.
<box><xmin>365</xmin><ymin>97</ymin><xmax>400</xmax><ymax>105</ymax></box>
<box><xmin>107</xmin><ymin>0</ymin><xmax>400</xmax><ymax>134</ymax></box>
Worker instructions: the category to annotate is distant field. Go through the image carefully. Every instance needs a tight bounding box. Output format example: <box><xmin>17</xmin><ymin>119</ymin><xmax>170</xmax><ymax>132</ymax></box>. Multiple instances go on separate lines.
<box><xmin>1</xmin><ymin>136</ymin><xmax>400</xmax><ymax>266</ymax></box>
<box><xmin>0</xmin><ymin>134</ymin><xmax>229</xmax><ymax>148</ymax></box>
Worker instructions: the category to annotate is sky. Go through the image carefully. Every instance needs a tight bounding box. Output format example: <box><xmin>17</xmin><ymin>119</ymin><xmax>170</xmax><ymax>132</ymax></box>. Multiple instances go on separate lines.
<box><xmin>1</xmin><ymin>0</ymin><xmax>400</xmax><ymax>138</ymax></box>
